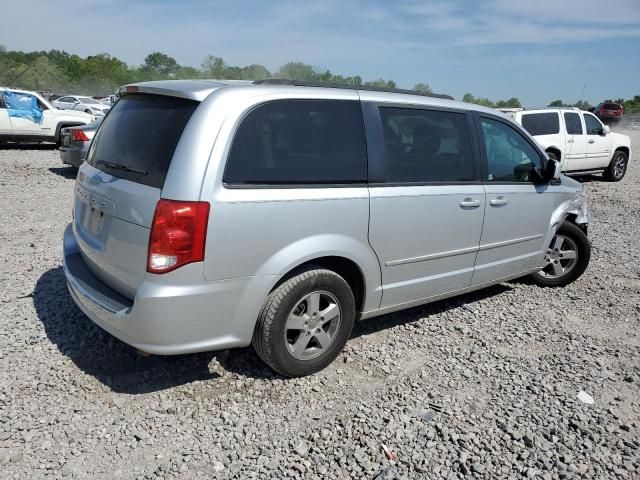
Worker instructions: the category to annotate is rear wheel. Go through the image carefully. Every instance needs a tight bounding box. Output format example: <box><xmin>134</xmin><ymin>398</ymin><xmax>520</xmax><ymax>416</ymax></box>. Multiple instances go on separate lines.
<box><xmin>603</xmin><ymin>150</ymin><xmax>628</xmax><ymax>182</ymax></box>
<box><xmin>252</xmin><ymin>267</ymin><xmax>355</xmax><ymax>377</ymax></box>
<box><xmin>529</xmin><ymin>222</ymin><xmax>590</xmax><ymax>287</ymax></box>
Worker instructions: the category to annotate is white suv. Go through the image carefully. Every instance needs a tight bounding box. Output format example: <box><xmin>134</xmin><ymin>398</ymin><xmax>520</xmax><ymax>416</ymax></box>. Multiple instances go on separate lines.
<box><xmin>510</xmin><ymin>108</ymin><xmax>631</xmax><ymax>181</ymax></box>
<box><xmin>0</xmin><ymin>87</ymin><xmax>92</xmax><ymax>146</ymax></box>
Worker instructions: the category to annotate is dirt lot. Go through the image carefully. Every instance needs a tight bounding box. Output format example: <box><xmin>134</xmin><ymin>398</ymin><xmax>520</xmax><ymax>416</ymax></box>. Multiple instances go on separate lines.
<box><xmin>1</xmin><ymin>126</ymin><xmax>639</xmax><ymax>479</ymax></box>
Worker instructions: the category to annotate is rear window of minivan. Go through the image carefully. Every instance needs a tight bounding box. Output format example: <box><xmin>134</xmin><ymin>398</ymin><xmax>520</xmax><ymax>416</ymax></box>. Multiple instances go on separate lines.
<box><xmin>87</xmin><ymin>94</ymin><xmax>198</xmax><ymax>189</ymax></box>
<box><xmin>521</xmin><ymin>112</ymin><xmax>560</xmax><ymax>136</ymax></box>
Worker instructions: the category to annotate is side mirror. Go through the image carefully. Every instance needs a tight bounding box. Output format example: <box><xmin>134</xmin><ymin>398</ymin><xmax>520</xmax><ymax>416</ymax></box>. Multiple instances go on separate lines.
<box><xmin>601</xmin><ymin>125</ymin><xmax>610</xmax><ymax>135</ymax></box>
<box><xmin>542</xmin><ymin>158</ymin><xmax>561</xmax><ymax>181</ymax></box>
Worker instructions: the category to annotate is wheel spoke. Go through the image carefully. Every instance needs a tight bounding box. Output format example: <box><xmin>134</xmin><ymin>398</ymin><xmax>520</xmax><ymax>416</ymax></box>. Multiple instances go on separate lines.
<box><xmin>560</xmin><ymin>250</ymin><xmax>576</xmax><ymax>260</ymax></box>
<box><xmin>553</xmin><ymin>236</ymin><xmax>564</xmax><ymax>251</ymax></box>
<box><xmin>292</xmin><ymin>333</ymin><xmax>311</xmax><ymax>355</ymax></box>
<box><xmin>314</xmin><ymin>329</ymin><xmax>332</xmax><ymax>349</ymax></box>
<box><xmin>286</xmin><ymin>314</ymin><xmax>306</xmax><ymax>330</ymax></box>
<box><xmin>552</xmin><ymin>262</ymin><xmax>564</xmax><ymax>277</ymax></box>
<box><xmin>307</xmin><ymin>292</ymin><xmax>320</xmax><ymax>314</ymax></box>
<box><xmin>319</xmin><ymin>303</ymin><xmax>339</xmax><ymax>324</ymax></box>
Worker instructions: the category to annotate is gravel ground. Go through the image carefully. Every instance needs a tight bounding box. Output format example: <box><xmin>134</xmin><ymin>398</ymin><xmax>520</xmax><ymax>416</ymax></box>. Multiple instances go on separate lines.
<box><xmin>1</xmin><ymin>124</ymin><xmax>639</xmax><ymax>480</ymax></box>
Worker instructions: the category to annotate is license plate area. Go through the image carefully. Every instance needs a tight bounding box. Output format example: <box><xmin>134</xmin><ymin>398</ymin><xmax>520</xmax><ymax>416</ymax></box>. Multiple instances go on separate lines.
<box><xmin>75</xmin><ymin>184</ymin><xmax>115</xmax><ymax>240</ymax></box>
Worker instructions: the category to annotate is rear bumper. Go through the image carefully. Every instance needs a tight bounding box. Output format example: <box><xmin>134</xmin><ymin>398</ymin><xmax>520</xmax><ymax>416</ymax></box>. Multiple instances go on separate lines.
<box><xmin>59</xmin><ymin>147</ymin><xmax>86</xmax><ymax>168</ymax></box>
<box><xmin>63</xmin><ymin>223</ymin><xmax>271</xmax><ymax>354</ymax></box>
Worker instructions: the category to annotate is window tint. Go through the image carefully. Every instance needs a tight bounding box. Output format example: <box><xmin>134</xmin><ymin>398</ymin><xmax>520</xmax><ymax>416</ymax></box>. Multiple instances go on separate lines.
<box><xmin>58</xmin><ymin>97</ymin><xmax>71</xmax><ymax>103</ymax></box>
<box><xmin>87</xmin><ymin>94</ymin><xmax>198</xmax><ymax>189</ymax></box>
<box><xmin>521</xmin><ymin>112</ymin><xmax>560</xmax><ymax>136</ymax></box>
<box><xmin>564</xmin><ymin>112</ymin><xmax>583</xmax><ymax>135</ymax></box>
<box><xmin>224</xmin><ymin>100</ymin><xmax>367</xmax><ymax>185</ymax></box>
<box><xmin>603</xmin><ymin>103</ymin><xmax>621</xmax><ymax>110</ymax></box>
<box><xmin>480</xmin><ymin>118</ymin><xmax>541</xmax><ymax>183</ymax></box>
<box><xmin>0</xmin><ymin>93</ymin><xmax>5</xmax><ymax>109</ymax></box>
<box><xmin>377</xmin><ymin>107</ymin><xmax>474</xmax><ymax>183</ymax></box>
<box><xmin>583</xmin><ymin>114</ymin><xmax>602</xmax><ymax>135</ymax></box>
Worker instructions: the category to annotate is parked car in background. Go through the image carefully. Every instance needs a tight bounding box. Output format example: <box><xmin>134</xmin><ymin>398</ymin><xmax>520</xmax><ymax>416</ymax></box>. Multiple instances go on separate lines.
<box><xmin>59</xmin><ymin>119</ymin><xmax>102</xmax><ymax>167</ymax></box>
<box><xmin>593</xmin><ymin>102</ymin><xmax>624</xmax><ymax>123</ymax></box>
<box><xmin>0</xmin><ymin>87</ymin><xmax>92</xmax><ymax>146</ymax></box>
<box><xmin>52</xmin><ymin>95</ymin><xmax>110</xmax><ymax>118</ymax></box>
<box><xmin>99</xmin><ymin>95</ymin><xmax>117</xmax><ymax>106</ymax></box>
<box><xmin>63</xmin><ymin>80</ymin><xmax>590</xmax><ymax>377</ymax></box>
<box><xmin>512</xmin><ymin>108</ymin><xmax>631</xmax><ymax>181</ymax></box>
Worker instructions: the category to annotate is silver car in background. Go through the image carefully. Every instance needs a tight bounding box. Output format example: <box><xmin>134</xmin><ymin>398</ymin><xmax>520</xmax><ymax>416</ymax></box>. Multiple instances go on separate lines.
<box><xmin>62</xmin><ymin>80</ymin><xmax>591</xmax><ymax>377</ymax></box>
<box><xmin>52</xmin><ymin>95</ymin><xmax>110</xmax><ymax>118</ymax></box>
<box><xmin>59</xmin><ymin>120</ymin><xmax>102</xmax><ymax>168</ymax></box>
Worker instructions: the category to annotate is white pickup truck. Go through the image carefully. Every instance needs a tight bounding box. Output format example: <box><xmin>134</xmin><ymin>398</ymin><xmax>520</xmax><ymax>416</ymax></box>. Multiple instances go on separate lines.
<box><xmin>509</xmin><ymin>108</ymin><xmax>631</xmax><ymax>181</ymax></box>
<box><xmin>0</xmin><ymin>87</ymin><xmax>93</xmax><ymax>146</ymax></box>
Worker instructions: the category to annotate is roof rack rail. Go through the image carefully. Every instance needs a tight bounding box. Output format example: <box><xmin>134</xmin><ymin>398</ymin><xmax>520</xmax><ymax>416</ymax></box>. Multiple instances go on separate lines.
<box><xmin>253</xmin><ymin>79</ymin><xmax>454</xmax><ymax>100</ymax></box>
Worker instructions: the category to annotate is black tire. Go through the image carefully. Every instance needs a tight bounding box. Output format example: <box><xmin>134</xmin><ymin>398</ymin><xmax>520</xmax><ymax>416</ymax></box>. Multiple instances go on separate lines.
<box><xmin>529</xmin><ymin>221</ymin><xmax>590</xmax><ymax>287</ymax></box>
<box><xmin>252</xmin><ymin>267</ymin><xmax>356</xmax><ymax>377</ymax></box>
<box><xmin>84</xmin><ymin>109</ymin><xmax>92</xmax><ymax>114</ymax></box>
<box><xmin>603</xmin><ymin>150</ymin><xmax>628</xmax><ymax>182</ymax></box>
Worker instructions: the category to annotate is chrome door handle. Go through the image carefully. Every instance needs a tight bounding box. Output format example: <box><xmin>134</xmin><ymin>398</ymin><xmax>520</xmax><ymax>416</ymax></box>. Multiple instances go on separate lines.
<box><xmin>588</xmin><ymin>139</ymin><xmax>596</xmax><ymax>144</ymax></box>
<box><xmin>489</xmin><ymin>196</ymin><xmax>509</xmax><ymax>207</ymax></box>
<box><xmin>459</xmin><ymin>198</ymin><xmax>481</xmax><ymax>209</ymax></box>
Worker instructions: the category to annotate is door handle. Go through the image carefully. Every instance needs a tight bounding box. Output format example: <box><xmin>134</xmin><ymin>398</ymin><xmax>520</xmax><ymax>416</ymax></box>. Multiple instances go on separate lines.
<box><xmin>459</xmin><ymin>198</ymin><xmax>481</xmax><ymax>209</ymax></box>
<box><xmin>588</xmin><ymin>139</ymin><xmax>596</xmax><ymax>144</ymax></box>
<box><xmin>489</xmin><ymin>196</ymin><xmax>509</xmax><ymax>207</ymax></box>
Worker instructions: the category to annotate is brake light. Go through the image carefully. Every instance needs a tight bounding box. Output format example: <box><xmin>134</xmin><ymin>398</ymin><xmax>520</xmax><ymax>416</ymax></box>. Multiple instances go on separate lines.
<box><xmin>147</xmin><ymin>200</ymin><xmax>210</xmax><ymax>274</ymax></box>
<box><xmin>71</xmin><ymin>129</ymin><xmax>89</xmax><ymax>142</ymax></box>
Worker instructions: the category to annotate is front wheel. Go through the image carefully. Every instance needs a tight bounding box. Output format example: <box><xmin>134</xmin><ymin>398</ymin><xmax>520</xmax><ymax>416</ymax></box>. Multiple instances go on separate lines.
<box><xmin>603</xmin><ymin>150</ymin><xmax>628</xmax><ymax>182</ymax></box>
<box><xmin>529</xmin><ymin>222</ymin><xmax>590</xmax><ymax>287</ymax></box>
<box><xmin>252</xmin><ymin>267</ymin><xmax>355</xmax><ymax>377</ymax></box>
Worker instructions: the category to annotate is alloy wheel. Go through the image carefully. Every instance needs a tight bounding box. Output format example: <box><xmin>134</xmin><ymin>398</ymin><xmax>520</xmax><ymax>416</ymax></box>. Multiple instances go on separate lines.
<box><xmin>284</xmin><ymin>291</ymin><xmax>342</xmax><ymax>360</ymax></box>
<box><xmin>538</xmin><ymin>234</ymin><xmax>578</xmax><ymax>279</ymax></box>
<box><xmin>612</xmin><ymin>153</ymin><xmax>627</xmax><ymax>179</ymax></box>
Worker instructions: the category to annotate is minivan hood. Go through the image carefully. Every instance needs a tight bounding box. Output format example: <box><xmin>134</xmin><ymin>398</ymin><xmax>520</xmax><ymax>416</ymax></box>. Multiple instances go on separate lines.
<box><xmin>559</xmin><ymin>174</ymin><xmax>581</xmax><ymax>190</ymax></box>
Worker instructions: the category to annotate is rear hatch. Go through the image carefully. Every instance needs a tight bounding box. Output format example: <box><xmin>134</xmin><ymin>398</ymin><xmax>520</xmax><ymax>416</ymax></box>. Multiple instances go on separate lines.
<box><xmin>73</xmin><ymin>93</ymin><xmax>199</xmax><ymax>298</ymax></box>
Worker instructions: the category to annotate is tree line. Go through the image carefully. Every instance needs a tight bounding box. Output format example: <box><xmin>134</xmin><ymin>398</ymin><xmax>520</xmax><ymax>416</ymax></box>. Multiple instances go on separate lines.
<box><xmin>1</xmin><ymin>46</ymin><xmax>638</xmax><ymax>112</ymax></box>
<box><xmin>548</xmin><ymin>97</ymin><xmax>640</xmax><ymax>114</ymax></box>
<box><xmin>0</xmin><ymin>46</ymin><xmax>422</xmax><ymax>96</ymax></box>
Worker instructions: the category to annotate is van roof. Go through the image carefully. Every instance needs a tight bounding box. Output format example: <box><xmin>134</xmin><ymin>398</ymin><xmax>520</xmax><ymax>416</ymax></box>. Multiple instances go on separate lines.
<box><xmin>117</xmin><ymin>79</ymin><xmax>504</xmax><ymax>117</ymax></box>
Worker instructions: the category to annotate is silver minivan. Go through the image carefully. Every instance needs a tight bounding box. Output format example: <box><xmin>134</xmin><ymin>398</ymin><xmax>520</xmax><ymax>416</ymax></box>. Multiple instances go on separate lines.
<box><xmin>63</xmin><ymin>80</ymin><xmax>590</xmax><ymax>377</ymax></box>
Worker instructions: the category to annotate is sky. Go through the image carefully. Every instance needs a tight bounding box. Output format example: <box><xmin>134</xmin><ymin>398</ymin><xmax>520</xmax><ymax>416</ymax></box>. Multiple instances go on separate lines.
<box><xmin>2</xmin><ymin>0</ymin><xmax>640</xmax><ymax>107</ymax></box>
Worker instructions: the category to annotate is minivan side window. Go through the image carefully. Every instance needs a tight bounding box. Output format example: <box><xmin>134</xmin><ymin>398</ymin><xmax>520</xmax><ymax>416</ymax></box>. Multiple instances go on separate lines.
<box><xmin>521</xmin><ymin>112</ymin><xmax>560</xmax><ymax>136</ymax></box>
<box><xmin>564</xmin><ymin>112</ymin><xmax>583</xmax><ymax>135</ymax></box>
<box><xmin>583</xmin><ymin>113</ymin><xmax>603</xmax><ymax>135</ymax></box>
<box><xmin>480</xmin><ymin>117</ymin><xmax>541</xmax><ymax>183</ymax></box>
<box><xmin>224</xmin><ymin>100</ymin><xmax>367</xmax><ymax>185</ymax></box>
<box><xmin>377</xmin><ymin>107</ymin><xmax>474</xmax><ymax>183</ymax></box>
<box><xmin>0</xmin><ymin>93</ymin><xmax>5</xmax><ymax>109</ymax></box>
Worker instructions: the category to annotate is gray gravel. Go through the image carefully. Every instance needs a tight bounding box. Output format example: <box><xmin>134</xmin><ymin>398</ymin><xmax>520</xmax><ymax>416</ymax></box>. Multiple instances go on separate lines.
<box><xmin>1</xmin><ymin>128</ymin><xmax>639</xmax><ymax>479</ymax></box>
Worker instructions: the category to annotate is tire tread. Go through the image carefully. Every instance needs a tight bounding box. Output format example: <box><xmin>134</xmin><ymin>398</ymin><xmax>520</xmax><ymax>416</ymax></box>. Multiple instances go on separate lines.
<box><xmin>252</xmin><ymin>267</ymin><xmax>348</xmax><ymax>375</ymax></box>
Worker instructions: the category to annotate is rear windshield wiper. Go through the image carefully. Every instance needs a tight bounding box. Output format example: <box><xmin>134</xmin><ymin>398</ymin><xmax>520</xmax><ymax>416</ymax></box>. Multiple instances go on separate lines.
<box><xmin>96</xmin><ymin>160</ymin><xmax>147</xmax><ymax>175</ymax></box>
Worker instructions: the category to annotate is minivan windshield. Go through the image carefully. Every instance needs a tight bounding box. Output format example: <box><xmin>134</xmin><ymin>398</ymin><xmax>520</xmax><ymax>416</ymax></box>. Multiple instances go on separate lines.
<box><xmin>86</xmin><ymin>94</ymin><xmax>198</xmax><ymax>189</ymax></box>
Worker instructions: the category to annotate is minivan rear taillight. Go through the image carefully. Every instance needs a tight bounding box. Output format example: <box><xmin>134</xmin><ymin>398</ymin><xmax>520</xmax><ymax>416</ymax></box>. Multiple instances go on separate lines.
<box><xmin>147</xmin><ymin>200</ymin><xmax>210</xmax><ymax>274</ymax></box>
